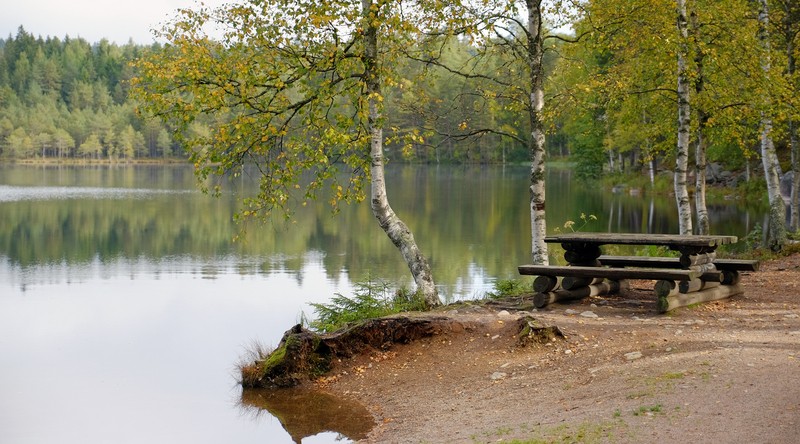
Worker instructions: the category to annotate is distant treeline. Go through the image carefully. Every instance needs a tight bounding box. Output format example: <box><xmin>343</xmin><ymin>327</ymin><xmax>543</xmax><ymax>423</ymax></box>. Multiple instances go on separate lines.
<box><xmin>0</xmin><ymin>27</ymin><xmax>548</xmax><ymax>164</ymax></box>
<box><xmin>0</xmin><ymin>27</ymin><xmax>178</xmax><ymax>160</ymax></box>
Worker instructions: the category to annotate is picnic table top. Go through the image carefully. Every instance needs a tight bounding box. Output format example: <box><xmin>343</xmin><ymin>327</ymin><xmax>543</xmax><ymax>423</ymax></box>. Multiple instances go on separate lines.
<box><xmin>544</xmin><ymin>232</ymin><xmax>738</xmax><ymax>248</ymax></box>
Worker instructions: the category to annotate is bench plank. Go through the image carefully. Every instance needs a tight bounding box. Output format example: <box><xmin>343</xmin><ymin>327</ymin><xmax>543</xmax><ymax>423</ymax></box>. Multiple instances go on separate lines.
<box><xmin>597</xmin><ymin>255</ymin><xmax>760</xmax><ymax>271</ymax></box>
<box><xmin>518</xmin><ymin>265</ymin><xmax>704</xmax><ymax>281</ymax></box>
<box><xmin>545</xmin><ymin>233</ymin><xmax>737</xmax><ymax>248</ymax></box>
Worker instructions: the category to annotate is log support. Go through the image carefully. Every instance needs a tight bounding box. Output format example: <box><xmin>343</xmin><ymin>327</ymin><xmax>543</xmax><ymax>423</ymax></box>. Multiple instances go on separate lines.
<box><xmin>533</xmin><ymin>280</ymin><xmax>620</xmax><ymax>308</ymax></box>
<box><xmin>658</xmin><ymin>284</ymin><xmax>743</xmax><ymax>313</ymax></box>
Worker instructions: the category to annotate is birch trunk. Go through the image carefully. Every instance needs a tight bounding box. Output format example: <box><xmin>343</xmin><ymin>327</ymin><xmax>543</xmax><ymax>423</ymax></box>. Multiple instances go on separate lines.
<box><xmin>792</xmin><ymin>116</ymin><xmax>799</xmax><ymax>231</ymax></box>
<box><xmin>757</xmin><ymin>0</ymin><xmax>787</xmax><ymax>250</ymax></box>
<box><xmin>527</xmin><ymin>0</ymin><xmax>548</xmax><ymax>265</ymax></box>
<box><xmin>362</xmin><ymin>0</ymin><xmax>440</xmax><ymax>306</ymax></box>
<box><xmin>692</xmin><ymin>11</ymin><xmax>710</xmax><ymax>234</ymax></box>
<box><xmin>789</xmin><ymin>33</ymin><xmax>799</xmax><ymax>230</ymax></box>
<box><xmin>675</xmin><ymin>0</ymin><xmax>693</xmax><ymax>235</ymax></box>
<box><xmin>694</xmin><ymin>123</ymin><xmax>709</xmax><ymax>234</ymax></box>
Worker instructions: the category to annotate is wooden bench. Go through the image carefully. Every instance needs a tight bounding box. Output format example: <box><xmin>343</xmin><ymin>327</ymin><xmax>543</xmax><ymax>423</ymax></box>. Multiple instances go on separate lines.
<box><xmin>597</xmin><ymin>255</ymin><xmax>759</xmax><ymax>285</ymax></box>
<box><xmin>597</xmin><ymin>255</ymin><xmax>760</xmax><ymax>271</ymax></box>
<box><xmin>518</xmin><ymin>265</ymin><xmax>721</xmax><ymax>282</ymax></box>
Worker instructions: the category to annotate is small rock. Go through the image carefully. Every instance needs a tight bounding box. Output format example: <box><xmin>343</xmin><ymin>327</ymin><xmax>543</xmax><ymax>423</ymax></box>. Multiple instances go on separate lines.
<box><xmin>580</xmin><ymin>311</ymin><xmax>599</xmax><ymax>319</ymax></box>
<box><xmin>625</xmin><ymin>351</ymin><xmax>643</xmax><ymax>361</ymax></box>
<box><xmin>491</xmin><ymin>334</ymin><xmax>500</xmax><ymax>340</ymax></box>
<box><xmin>497</xmin><ymin>310</ymin><xmax>511</xmax><ymax>317</ymax></box>
<box><xmin>784</xmin><ymin>314</ymin><xmax>799</xmax><ymax>319</ymax></box>
<box><xmin>564</xmin><ymin>349</ymin><xmax>573</xmax><ymax>355</ymax></box>
<box><xmin>490</xmin><ymin>372</ymin><xmax>507</xmax><ymax>381</ymax></box>
<box><xmin>565</xmin><ymin>309</ymin><xmax>580</xmax><ymax>315</ymax></box>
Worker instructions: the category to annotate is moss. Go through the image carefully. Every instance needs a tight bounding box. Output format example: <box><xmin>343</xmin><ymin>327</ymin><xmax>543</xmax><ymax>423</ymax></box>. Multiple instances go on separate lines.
<box><xmin>262</xmin><ymin>342</ymin><xmax>288</xmax><ymax>373</ymax></box>
<box><xmin>517</xmin><ymin>316</ymin><xmax>564</xmax><ymax>346</ymax></box>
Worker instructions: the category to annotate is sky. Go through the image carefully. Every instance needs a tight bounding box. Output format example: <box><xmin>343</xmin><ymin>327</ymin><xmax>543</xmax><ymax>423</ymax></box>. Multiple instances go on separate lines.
<box><xmin>2</xmin><ymin>0</ymin><xmax>230</xmax><ymax>45</ymax></box>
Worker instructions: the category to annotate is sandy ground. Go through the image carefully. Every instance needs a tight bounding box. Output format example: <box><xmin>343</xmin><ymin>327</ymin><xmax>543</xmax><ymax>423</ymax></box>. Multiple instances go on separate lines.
<box><xmin>320</xmin><ymin>254</ymin><xmax>800</xmax><ymax>443</ymax></box>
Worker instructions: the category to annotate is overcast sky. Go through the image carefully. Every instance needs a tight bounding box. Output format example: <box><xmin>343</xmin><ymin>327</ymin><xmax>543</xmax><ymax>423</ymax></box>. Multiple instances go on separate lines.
<box><xmin>2</xmin><ymin>0</ymin><xmax>230</xmax><ymax>45</ymax></box>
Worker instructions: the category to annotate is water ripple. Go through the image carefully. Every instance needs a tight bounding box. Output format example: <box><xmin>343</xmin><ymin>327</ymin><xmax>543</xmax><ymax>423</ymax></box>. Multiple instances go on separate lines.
<box><xmin>0</xmin><ymin>185</ymin><xmax>194</xmax><ymax>202</ymax></box>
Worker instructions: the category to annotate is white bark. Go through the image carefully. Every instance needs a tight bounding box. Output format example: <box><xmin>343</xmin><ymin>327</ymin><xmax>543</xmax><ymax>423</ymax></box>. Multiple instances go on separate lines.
<box><xmin>362</xmin><ymin>0</ymin><xmax>440</xmax><ymax>306</ymax></box>
<box><xmin>788</xmin><ymin>32</ymin><xmax>799</xmax><ymax>230</ymax></box>
<box><xmin>528</xmin><ymin>0</ymin><xmax>548</xmax><ymax>265</ymax></box>
<box><xmin>694</xmin><ymin>129</ymin><xmax>709</xmax><ymax>234</ymax></box>
<box><xmin>675</xmin><ymin>0</ymin><xmax>693</xmax><ymax>235</ymax></box>
<box><xmin>691</xmin><ymin>9</ymin><xmax>709</xmax><ymax>235</ymax></box>
<box><xmin>792</xmin><ymin>117</ymin><xmax>799</xmax><ymax>230</ymax></box>
<box><xmin>758</xmin><ymin>0</ymin><xmax>787</xmax><ymax>250</ymax></box>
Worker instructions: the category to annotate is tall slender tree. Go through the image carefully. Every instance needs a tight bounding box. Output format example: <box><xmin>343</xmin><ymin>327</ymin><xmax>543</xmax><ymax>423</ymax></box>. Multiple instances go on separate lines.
<box><xmin>132</xmin><ymin>0</ymin><xmax>449</xmax><ymax>306</ymax></box>
<box><xmin>756</xmin><ymin>0</ymin><xmax>787</xmax><ymax>249</ymax></box>
<box><xmin>527</xmin><ymin>0</ymin><xmax>549</xmax><ymax>264</ymax></box>
<box><xmin>675</xmin><ymin>0</ymin><xmax>693</xmax><ymax>235</ymax></box>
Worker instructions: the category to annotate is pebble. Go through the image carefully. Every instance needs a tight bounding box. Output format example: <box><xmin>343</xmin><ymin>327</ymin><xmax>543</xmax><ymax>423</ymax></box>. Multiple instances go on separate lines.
<box><xmin>565</xmin><ymin>309</ymin><xmax>580</xmax><ymax>315</ymax></box>
<box><xmin>625</xmin><ymin>351</ymin><xmax>643</xmax><ymax>361</ymax></box>
<box><xmin>497</xmin><ymin>310</ymin><xmax>511</xmax><ymax>317</ymax></box>
<box><xmin>580</xmin><ymin>311</ymin><xmax>599</xmax><ymax>319</ymax></box>
<box><xmin>490</xmin><ymin>372</ymin><xmax>507</xmax><ymax>381</ymax></box>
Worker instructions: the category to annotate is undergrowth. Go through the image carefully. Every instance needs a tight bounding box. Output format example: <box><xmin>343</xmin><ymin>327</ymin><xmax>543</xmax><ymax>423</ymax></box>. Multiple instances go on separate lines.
<box><xmin>486</xmin><ymin>278</ymin><xmax>532</xmax><ymax>299</ymax></box>
<box><xmin>309</xmin><ymin>278</ymin><xmax>427</xmax><ymax>333</ymax></box>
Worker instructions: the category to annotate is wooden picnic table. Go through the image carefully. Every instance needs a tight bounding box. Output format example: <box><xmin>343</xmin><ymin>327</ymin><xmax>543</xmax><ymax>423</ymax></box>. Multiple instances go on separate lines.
<box><xmin>545</xmin><ymin>232</ymin><xmax>737</xmax><ymax>266</ymax></box>
<box><xmin>518</xmin><ymin>232</ymin><xmax>755</xmax><ymax>313</ymax></box>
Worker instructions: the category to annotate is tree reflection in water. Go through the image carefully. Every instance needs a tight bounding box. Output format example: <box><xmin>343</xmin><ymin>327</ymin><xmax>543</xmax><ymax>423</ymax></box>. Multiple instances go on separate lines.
<box><xmin>240</xmin><ymin>387</ymin><xmax>375</xmax><ymax>443</ymax></box>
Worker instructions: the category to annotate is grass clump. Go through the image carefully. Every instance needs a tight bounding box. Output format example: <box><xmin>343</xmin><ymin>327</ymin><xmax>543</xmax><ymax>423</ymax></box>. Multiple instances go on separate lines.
<box><xmin>486</xmin><ymin>278</ymin><xmax>532</xmax><ymax>299</ymax></box>
<box><xmin>309</xmin><ymin>278</ymin><xmax>427</xmax><ymax>333</ymax></box>
<box><xmin>633</xmin><ymin>404</ymin><xmax>663</xmax><ymax>416</ymax></box>
<box><xmin>236</xmin><ymin>340</ymin><xmax>274</xmax><ymax>387</ymax></box>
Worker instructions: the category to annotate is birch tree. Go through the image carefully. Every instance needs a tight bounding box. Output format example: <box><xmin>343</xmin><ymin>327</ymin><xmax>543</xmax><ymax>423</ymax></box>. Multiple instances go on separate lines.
<box><xmin>690</xmin><ymin>8</ymin><xmax>709</xmax><ymax>234</ymax></box>
<box><xmin>675</xmin><ymin>0</ymin><xmax>693</xmax><ymax>235</ymax></box>
<box><xmin>756</xmin><ymin>0</ymin><xmax>788</xmax><ymax>249</ymax></box>
<box><xmin>132</xmin><ymin>0</ymin><xmax>446</xmax><ymax>306</ymax></box>
<box><xmin>403</xmin><ymin>0</ymin><xmax>567</xmax><ymax>265</ymax></box>
<box><xmin>527</xmin><ymin>0</ymin><xmax>550</xmax><ymax>264</ymax></box>
<box><xmin>774</xmin><ymin>0</ymin><xmax>800</xmax><ymax>230</ymax></box>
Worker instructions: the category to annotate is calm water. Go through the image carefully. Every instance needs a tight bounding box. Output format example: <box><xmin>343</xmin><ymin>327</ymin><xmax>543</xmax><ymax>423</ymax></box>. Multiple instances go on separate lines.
<box><xmin>0</xmin><ymin>164</ymin><xmax>765</xmax><ymax>443</ymax></box>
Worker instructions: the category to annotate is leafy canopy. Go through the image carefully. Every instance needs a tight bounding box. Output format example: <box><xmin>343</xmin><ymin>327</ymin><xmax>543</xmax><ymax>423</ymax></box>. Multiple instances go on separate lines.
<box><xmin>132</xmin><ymin>0</ymin><xmax>414</xmax><ymax>221</ymax></box>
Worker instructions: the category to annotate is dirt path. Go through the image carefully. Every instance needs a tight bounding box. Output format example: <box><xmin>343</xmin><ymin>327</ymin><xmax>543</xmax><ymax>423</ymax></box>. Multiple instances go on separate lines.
<box><xmin>321</xmin><ymin>254</ymin><xmax>800</xmax><ymax>443</ymax></box>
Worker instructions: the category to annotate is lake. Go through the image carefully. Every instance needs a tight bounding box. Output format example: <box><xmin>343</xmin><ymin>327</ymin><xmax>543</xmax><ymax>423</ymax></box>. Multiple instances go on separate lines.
<box><xmin>0</xmin><ymin>163</ymin><xmax>765</xmax><ymax>443</ymax></box>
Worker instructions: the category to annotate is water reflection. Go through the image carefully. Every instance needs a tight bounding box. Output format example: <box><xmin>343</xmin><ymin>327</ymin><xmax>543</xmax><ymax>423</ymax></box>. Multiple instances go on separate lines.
<box><xmin>240</xmin><ymin>388</ymin><xmax>375</xmax><ymax>443</ymax></box>
<box><xmin>0</xmin><ymin>163</ymin><xmax>773</xmax><ymax>443</ymax></box>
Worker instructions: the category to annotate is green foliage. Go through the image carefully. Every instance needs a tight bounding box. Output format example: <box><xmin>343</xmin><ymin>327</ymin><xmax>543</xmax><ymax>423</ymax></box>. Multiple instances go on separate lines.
<box><xmin>635</xmin><ymin>245</ymin><xmax>678</xmax><ymax>257</ymax></box>
<box><xmin>736</xmin><ymin>177</ymin><xmax>769</xmax><ymax>204</ymax></box>
<box><xmin>0</xmin><ymin>28</ymin><xmax>176</xmax><ymax>160</ymax></box>
<box><xmin>309</xmin><ymin>278</ymin><xmax>427</xmax><ymax>333</ymax></box>
<box><xmin>632</xmin><ymin>404</ymin><xmax>663</xmax><ymax>416</ymax></box>
<box><xmin>485</xmin><ymin>278</ymin><xmax>532</xmax><ymax>299</ymax></box>
<box><xmin>548</xmin><ymin>0</ymin><xmax>800</xmax><ymax>192</ymax></box>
